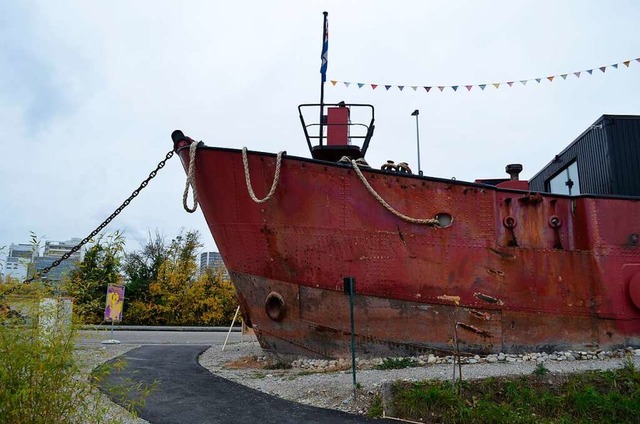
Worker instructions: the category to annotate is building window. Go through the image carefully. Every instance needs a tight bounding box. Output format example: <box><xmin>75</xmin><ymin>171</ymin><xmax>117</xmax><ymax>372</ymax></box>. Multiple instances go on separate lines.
<box><xmin>548</xmin><ymin>161</ymin><xmax>581</xmax><ymax>195</ymax></box>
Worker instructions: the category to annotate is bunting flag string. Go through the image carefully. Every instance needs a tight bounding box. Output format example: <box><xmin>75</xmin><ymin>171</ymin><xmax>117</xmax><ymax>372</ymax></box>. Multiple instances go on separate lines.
<box><xmin>328</xmin><ymin>57</ymin><xmax>640</xmax><ymax>93</ymax></box>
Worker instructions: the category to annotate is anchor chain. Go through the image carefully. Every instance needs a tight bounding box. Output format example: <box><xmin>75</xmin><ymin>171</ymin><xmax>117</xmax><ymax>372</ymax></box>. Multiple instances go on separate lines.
<box><xmin>22</xmin><ymin>150</ymin><xmax>175</xmax><ymax>284</ymax></box>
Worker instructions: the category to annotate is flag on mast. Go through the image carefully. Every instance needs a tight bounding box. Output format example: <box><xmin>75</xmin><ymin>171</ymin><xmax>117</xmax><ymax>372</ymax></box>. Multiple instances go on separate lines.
<box><xmin>320</xmin><ymin>14</ymin><xmax>329</xmax><ymax>83</ymax></box>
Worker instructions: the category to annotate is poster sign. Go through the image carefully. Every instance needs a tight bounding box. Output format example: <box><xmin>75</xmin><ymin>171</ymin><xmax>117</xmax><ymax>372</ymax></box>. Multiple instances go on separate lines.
<box><xmin>104</xmin><ymin>284</ymin><xmax>125</xmax><ymax>322</ymax></box>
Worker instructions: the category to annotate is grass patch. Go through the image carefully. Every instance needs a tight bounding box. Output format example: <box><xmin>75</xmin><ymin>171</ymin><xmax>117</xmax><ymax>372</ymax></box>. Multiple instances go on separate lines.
<box><xmin>367</xmin><ymin>394</ymin><xmax>384</xmax><ymax>418</ymax></box>
<box><xmin>264</xmin><ymin>360</ymin><xmax>292</xmax><ymax>370</ymax></box>
<box><xmin>532</xmin><ymin>362</ymin><xmax>550</xmax><ymax>376</ymax></box>
<box><xmin>376</xmin><ymin>357</ymin><xmax>420</xmax><ymax>370</ymax></box>
<box><xmin>385</xmin><ymin>366</ymin><xmax>640</xmax><ymax>423</ymax></box>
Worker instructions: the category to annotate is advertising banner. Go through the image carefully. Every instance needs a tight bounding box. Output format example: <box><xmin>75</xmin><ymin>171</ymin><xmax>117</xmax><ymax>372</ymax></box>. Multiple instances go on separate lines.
<box><xmin>104</xmin><ymin>284</ymin><xmax>125</xmax><ymax>322</ymax></box>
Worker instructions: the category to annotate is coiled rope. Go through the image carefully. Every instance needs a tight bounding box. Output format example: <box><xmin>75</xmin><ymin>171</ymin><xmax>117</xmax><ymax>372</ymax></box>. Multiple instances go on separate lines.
<box><xmin>242</xmin><ymin>147</ymin><xmax>285</xmax><ymax>203</ymax></box>
<box><xmin>183</xmin><ymin>141</ymin><xmax>200</xmax><ymax>213</ymax></box>
<box><xmin>351</xmin><ymin>159</ymin><xmax>440</xmax><ymax>226</ymax></box>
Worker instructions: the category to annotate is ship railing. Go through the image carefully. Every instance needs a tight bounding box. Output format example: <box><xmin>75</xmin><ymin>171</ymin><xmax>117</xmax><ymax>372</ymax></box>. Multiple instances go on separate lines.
<box><xmin>298</xmin><ymin>103</ymin><xmax>375</xmax><ymax>161</ymax></box>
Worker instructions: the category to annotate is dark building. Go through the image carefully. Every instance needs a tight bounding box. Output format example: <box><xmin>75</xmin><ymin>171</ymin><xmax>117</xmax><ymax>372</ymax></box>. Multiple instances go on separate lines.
<box><xmin>529</xmin><ymin>115</ymin><xmax>640</xmax><ymax>197</ymax></box>
<box><xmin>29</xmin><ymin>256</ymin><xmax>80</xmax><ymax>282</ymax></box>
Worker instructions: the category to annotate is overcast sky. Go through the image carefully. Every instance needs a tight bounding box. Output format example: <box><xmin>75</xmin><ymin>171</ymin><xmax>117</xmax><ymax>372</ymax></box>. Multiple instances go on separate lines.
<box><xmin>1</xmin><ymin>0</ymin><xmax>639</xmax><ymax>258</ymax></box>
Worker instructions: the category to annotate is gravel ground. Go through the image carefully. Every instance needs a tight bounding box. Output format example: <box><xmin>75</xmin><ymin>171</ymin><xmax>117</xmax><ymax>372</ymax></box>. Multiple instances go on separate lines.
<box><xmin>199</xmin><ymin>341</ymin><xmax>640</xmax><ymax>416</ymax></box>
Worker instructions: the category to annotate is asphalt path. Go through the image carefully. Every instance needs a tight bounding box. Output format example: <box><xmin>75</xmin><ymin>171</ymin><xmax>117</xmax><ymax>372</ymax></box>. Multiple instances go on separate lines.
<box><xmin>99</xmin><ymin>345</ymin><xmax>390</xmax><ymax>424</ymax></box>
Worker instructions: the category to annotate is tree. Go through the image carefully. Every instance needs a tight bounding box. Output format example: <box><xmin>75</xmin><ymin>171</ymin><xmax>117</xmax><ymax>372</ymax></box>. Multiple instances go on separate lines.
<box><xmin>121</xmin><ymin>231</ymin><xmax>168</xmax><ymax>320</ymax></box>
<box><xmin>188</xmin><ymin>267</ymin><xmax>237</xmax><ymax>325</ymax></box>
<box><xmin>125</xmin><ymin>230</ymin><xmax>238</xmax><ymax>326</ymax></box>
<box><xmin>62</xmin><ymin>232</ymin><xmax>125</xmax><ymax>324</ymax></box>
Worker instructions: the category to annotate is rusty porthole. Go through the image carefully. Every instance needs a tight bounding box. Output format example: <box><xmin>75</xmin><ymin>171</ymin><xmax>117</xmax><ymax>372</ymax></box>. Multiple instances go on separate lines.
<box><xmin>503</xmin><ymin>216</ymin><xmax>517</xmax><ymax>229</ymax></box>
<box><xmin>265</xmin><ymin>291</ymin><xmax>286</xmax><ymax>321</ymax></box>
<box><xmin>548</xmin><ymin>215</ymin><xmax>562</xmax><ymax>228</ymax></box>
<box><xmin>629</xmin><ymin>272</ymin><xmax>640</xmax><ymax>310</ymax></box>
<box><xmin>435</xmin><ymin>213</ymin><xmax>454</xmax><ymax>228</ymax></box>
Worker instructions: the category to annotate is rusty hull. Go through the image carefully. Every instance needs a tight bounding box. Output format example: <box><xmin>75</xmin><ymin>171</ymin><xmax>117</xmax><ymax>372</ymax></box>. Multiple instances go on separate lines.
<box><xmin>175</xmin><ymin>139</ymin><xmax>640</xmax><ymax>358</ymax></box>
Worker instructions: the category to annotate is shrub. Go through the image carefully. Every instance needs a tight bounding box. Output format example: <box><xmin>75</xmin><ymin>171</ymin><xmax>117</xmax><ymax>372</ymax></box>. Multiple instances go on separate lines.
<box><xmin>376</xmin><ymin>357</ymin><xmax>420</xmax><ymax>370</ymax></box>
<box><xmin>0</xmin><ymin>292</ymin><xmax>109</xmax><ymax>423</ymax></box>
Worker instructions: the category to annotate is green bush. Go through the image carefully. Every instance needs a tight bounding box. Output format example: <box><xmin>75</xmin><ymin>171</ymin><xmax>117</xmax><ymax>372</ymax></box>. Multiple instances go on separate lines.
<box><xmin>0</xmin><ymin>293</ymin><xmax>108</xmax><ymax>423</ymax></box>
<box><xmin>0</xmin><ymin>286</ymin><xmax>152</xmax><ymax>423</ymax></box>
<box><xmin>376</xmin><ymin>357</ymin><xmax>420</xmax><ymax>370</ymax></box>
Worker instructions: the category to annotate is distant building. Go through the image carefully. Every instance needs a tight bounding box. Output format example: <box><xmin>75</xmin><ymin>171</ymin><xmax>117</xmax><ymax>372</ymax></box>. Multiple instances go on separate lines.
<box><xmin>3</xmin><ymin>237</ymin><xmax>85</xmax><ymax>283</ymax></box>
<box><xmin>3</xmin><ymin>244</ymin><xmax>38</xmax><ymax>281</ymax></box>
<box><xmin>199</xmin><ymin>252</ymin><xmax>228</xmax><ymax>277</ymax></box>
<box><xmin>44</xmin><ymin>238</ymin><xmax>84</xmax><ymax>260</ymax></box>
<box><xmin>9</xmin><ymin>243</ymin><xmax>37</xmax><ymax>260</ymax></box>
<box><xmin>31</xmin><ymin>256</ymin><xmax>80</xmax><ymax>282</ymax></box>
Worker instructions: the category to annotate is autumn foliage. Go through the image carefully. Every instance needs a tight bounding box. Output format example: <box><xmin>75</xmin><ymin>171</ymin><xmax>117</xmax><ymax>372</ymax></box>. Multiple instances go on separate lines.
<box><xmin>61</xmin><ymin>230</ymin><xmax>237</xmax><ymax>326</ymax></box>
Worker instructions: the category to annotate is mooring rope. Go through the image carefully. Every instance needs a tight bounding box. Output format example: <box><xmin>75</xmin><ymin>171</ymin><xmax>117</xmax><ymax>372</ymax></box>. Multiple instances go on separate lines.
<box><xmin>183</xmin><ymin>141</ymin><xmax>199</xmax><ymax>213</ymax></box>
<box><xmin>351</xmin><ymin>159</ymin><xmax>440</xmax><ymax>226</ymax></box>
<box><xmin>242</xmin><ymin>147</ymin><xmax>285</xmax><ymax>203</ymax></box>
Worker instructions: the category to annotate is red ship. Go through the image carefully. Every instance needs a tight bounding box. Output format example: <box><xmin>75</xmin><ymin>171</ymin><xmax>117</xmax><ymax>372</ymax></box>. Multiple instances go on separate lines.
<box><xmin>172</xmin><ymin>104</ymin><xmax>640</xmax><ymax>358</ymax></box>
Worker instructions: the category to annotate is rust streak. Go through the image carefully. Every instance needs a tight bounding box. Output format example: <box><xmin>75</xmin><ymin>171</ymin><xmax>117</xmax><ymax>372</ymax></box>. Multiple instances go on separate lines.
<box><xmin>486</xmin><ymin>247</ymin><xmax>516</xmax><ymax>260</ymax></box>
<box><xmin>485</xmin><ymin>267</ymin><xmax>505</xmax><ymax>276</ymax></box>
<box><xmin>437</xmin><ymin>294</ymin><xmax>461</xmax><ymax>305</ymax></box>
<box><xmin>397</xmin><ymin>225</ymin><xmax>405</xmax><ymax>243</ymax></box>
<box><xmin>468</xmin><ymin>310</ymin><xmax>491</xmax><ymax>321</ymax></box>
<box><xmin>457</xmin><ymin>322</ymin><xmax>491</xmax><ymax>337</ymax></box>
<box><xmin>474</xmin><ymin>292</ymin><xmax>504</xmax><ymax>305</ymax></box>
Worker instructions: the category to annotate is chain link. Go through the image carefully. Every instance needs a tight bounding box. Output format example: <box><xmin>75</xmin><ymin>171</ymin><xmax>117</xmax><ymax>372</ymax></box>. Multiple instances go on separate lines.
<box><xmin>22</xmin><ymin>150</ymin><xmax>175</xmax><ymax>284</ymax></box>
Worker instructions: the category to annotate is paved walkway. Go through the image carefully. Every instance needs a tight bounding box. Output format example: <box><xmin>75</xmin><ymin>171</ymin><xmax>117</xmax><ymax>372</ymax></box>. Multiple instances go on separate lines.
<box><xmin>99</xmin><ymin>345</ymin><xmax>391</xmax><ymax>424</ymax></box>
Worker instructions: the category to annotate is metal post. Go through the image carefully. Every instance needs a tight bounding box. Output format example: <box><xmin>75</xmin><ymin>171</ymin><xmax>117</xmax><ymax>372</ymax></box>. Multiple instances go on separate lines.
<box><xmin>319</xmin><ymin>12</ymin><xmax>329</xmax><ymax>147</ymax></box>
<box><xmin>344</xmin><ymin>276</ymin><xmax>357</xmax><ymax>394</ymax></box>
<box><xmin>222</xmin><ymin>306</ymin><xmax>241</xmax><ymax>351</ymax></box>
<box><xmin>102</xmin><ymin>319</ymin><xmax>121</xmax><ymax>344</ymax></box>
<box><xmin>411</xmin><ymin>109</ymin><xmax>422</xmax><ymax>175</ymax></box>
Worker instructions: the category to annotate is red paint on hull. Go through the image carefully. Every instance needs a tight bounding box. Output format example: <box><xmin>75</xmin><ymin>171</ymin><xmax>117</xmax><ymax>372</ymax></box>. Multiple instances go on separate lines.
<box><xmin>176</xmin><ymin>140</ymin><xmax>640</xmax><ymax>358</ymax></box>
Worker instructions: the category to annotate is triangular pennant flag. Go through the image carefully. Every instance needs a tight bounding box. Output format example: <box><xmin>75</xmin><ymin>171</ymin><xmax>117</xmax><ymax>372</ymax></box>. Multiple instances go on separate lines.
<box><xmin>357</xmin><ymin>83</ymin><xmax>364</xmax><ymax>88</ymax></box>
<box><xmin>371</xmin><ymin>84</ymin><xmax>378</xmax><ymax>90</ymax></box>
<box><xmin>547</xmin><ymin>76</ymin><xmax>555</xmax><ymax>82</ymax></box>
<box><xmin>385</xmin><ymin>85</ymin><xmax>392</xmax><ymax>90</ymax></box>
<box><xmin>507</xmin><ymin>81</ymin><xmax>514</xmax><ymax>87</ymax></box>
<box><xmin>438</xmin><ymin>86</ymin><xmax>445</xmax><ymax>92</ymax></box>
<box><xmin>520</xmin><ymin>80</ymin><xmax>528</xmax><ymax>85</ymax></box>
<box><xmin>560</xmin><ymin>74</ymin><xmax>568</xmax><ymax>80</ymax></box>
<box><xmin>344</xmin><ymin>82</ymin><xmax>351</xmax><ymax>87</ymax></box>
<box><xmin>599</xmin><ymin>66</ymin><xmax>606</xmax><ymax>73</ymax></box>
<box><xmin>492</xmin><ymin>83</ymin><xmax>500</xmax><ymax>89</ymax></box>
<box><xmin>586</xmin><ymin>69</ymin><xmax>593</xmax><ymax>75</ymax></box>
<box><xmin>479</xmin><ymin>84</ymin><xmax>486</xmax><ymax>90</ymax></box>
<box><xmin>424</xmin><ymin>86</ymin><xmax>432</xmax><ymax>92</ymax></box>
<box><xmin>331</xmin><ymin>80</ymin><xmax>338</xmax><ymax>86</ymax></box>
<box><xmin>465</xmin><ymin>85</ymin><xmax>473</xmax><ymax>91</ymax></box>
<box><xmin>624</xmin><ymin>60</ymin><xmax>631</xmax><ymax>67</ymax></box>
<box><xmin>535</xmin><ymin>78</ymin><xmax>542</xmax><ymax>83</ymax></box>
<box><xmin>612</xmin><ymin>63</ymin><xmax>618</xmax><ymax>69</ymax></box>
<box><xmin>398</xmin><ymin>86</ymin><xmax>404</xmax><ymax>91</ymax></box>
<box><xmin>574</xmin><ymin>72</ymin><xmax>581</xmax><ymax>78</ymax></box>
<box><xmin>411</xmin><ymin>86</ymin><xmax>418</xmax><ymax>91</ymax></box>
<box><xmin>451</xmin><ymin>85</ymin><xmax>458</xmax><ymax>91</ymax></box>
